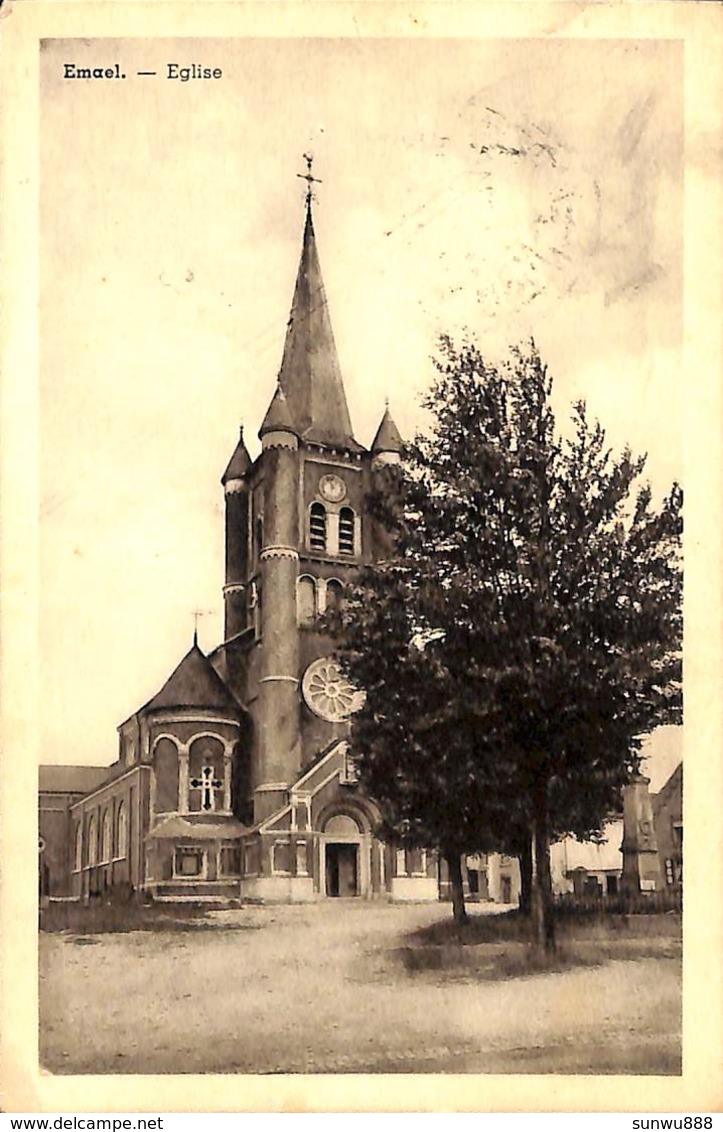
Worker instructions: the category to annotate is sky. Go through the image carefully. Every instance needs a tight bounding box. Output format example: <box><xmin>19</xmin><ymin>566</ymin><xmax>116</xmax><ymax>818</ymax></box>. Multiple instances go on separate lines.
<box><xmin>39</xmin><ymin>36</ymin><xmax>683</xmax><ymax>769</ymax></box>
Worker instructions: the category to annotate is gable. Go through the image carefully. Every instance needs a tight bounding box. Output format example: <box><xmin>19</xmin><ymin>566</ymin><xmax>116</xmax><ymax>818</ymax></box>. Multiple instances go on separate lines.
<box><xmin>292</xmin><ymin>740</ymin><xmax>349</xmax><ymax>795</ymax></box>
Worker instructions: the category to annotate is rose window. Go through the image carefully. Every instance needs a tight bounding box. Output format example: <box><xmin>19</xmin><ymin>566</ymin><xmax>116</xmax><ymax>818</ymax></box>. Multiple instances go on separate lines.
<box><xmin>302</xmin><ymin>657</ymin><xmax>364</xmax><ymax>722</ymax></box>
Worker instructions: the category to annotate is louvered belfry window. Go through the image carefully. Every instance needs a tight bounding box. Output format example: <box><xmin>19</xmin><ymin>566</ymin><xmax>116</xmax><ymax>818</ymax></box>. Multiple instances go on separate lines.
<box><xmin>339</xmin><ymin>507</ymin><xmax>355</xmax><ymax>555</ymax></box>
<box><xmin>309</xmin><ymin>502</ymin><xmax>327</xmax><ymax>551</ymax></box>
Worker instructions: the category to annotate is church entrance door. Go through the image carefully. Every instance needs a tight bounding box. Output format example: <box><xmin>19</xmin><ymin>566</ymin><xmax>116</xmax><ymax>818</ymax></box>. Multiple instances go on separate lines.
<box><xmin>325</xmin><ymin>842</ymin><xmax>358</xmax><ymax>897</ymax></box>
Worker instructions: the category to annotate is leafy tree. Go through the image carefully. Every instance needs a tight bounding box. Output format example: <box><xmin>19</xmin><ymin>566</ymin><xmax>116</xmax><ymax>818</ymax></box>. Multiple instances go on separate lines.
<box><xmin>338</xmin><ymin>337</ymin><xmax>682</xmax><ymax>947</ymax></box>
<box><xmin>336</xmin><ymin>547</ymin><xmax>525</xmax><ymax>924</ymax></box>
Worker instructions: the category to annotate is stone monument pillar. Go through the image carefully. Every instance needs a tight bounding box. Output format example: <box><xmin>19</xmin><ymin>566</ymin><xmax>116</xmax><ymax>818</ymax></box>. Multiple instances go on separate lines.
<box><xmin>621</xmin><ymin>773</ymin><xmax>662</xmax><ymax>894</ymax></box>
<box><xmin>487</xmin><ymin>852</ymin><xmax>502</xmax><ymax>903</ymax></box>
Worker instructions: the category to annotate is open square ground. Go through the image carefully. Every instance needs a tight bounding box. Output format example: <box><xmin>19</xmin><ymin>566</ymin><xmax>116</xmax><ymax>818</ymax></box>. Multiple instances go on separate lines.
<box><xmin>39</xmin><ymin>902</ymin><xmax>681</xmax><ymax>1075</ymax></box>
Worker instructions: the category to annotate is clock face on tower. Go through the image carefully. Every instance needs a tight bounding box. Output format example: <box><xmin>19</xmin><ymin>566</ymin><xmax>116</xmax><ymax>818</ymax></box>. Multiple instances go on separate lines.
<box><xmin>318</xmin><ymin>473</ymin><xmax>346</xmax><ymax>503</ymax></box>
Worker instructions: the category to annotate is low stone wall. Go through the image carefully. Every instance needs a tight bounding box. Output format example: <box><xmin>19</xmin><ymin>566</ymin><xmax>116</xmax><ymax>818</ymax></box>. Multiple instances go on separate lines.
<box><xmin>241</xmin><ymin>875</ymin><xmax>317</xmax><ymax>903</ymax></box>
<box><xmin>389</xmin><ymin>877</ymin><xmax>439</xmax><ymax>902</ymax></box>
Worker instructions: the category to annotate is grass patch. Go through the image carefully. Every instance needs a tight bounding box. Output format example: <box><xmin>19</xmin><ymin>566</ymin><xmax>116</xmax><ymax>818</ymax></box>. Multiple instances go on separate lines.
<box><xmin>401</xmin><ymin>907</ymin><xmax>681</xmax><ymax>982</ymax></box>
<box><xmin>411</xmin><ymin>907</ymin><xmax>681</xmax><ymax>947</ymax></box>
<box><xmin>39</xmin><ymin>899</ymin><xmax>257</xmax><ymax>935</ymax></box>
<box><xmin>397</xmin><ymin>939</ymin><xmax>599</xmax><ymax>980</ymax></box>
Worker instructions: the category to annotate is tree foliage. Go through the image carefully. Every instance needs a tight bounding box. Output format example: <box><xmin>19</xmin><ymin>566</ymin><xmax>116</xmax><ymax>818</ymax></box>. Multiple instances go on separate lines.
<box><xmin>336</xmin><ymin>338</ymin><xmax>682</xmax><ymax>940</ymax></box>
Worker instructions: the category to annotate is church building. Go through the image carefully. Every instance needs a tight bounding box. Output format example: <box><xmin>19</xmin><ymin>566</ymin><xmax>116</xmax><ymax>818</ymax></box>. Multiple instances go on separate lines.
<box><xmin>39</xmin><ymin>182</ymin><xmax>440</xmax><ymax>904</ymax></box>
<box><xmin>38</xmin><ymin>176</ymin><xmax>679</xmax><ymax>908</ymax></box>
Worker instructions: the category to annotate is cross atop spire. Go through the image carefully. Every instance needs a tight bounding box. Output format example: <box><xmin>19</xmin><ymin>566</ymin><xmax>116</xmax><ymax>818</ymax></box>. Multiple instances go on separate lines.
<box><xmin>296</xmin><ymin>152</ymin><xmax>322</xmax><ymax>209</ymax></box>
<box><xmin>191</xmin><ymin>608</ymin><xmax>213</xmax><ymax>648</ymax></box>
<box><xmin>273</xmin><ymin>172</ymin><xmax>362</xmax><ymax>451</ymax></box>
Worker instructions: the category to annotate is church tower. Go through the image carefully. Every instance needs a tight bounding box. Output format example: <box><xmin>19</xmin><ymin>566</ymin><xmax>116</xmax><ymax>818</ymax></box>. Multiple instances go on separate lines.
<box><xmin>209</xmin><ymin>169</ymin><xmax>433</xmax><ymax>901</ymax></box>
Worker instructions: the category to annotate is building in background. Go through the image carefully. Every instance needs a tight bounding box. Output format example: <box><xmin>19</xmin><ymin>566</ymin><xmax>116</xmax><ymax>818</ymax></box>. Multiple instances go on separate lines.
<box><xmin>38</xmin><ymin>766</ymin><xmax>109</xmax><ymax>898</ymax></box>
<box><xmin>463</xmin><ymin>761</ymin><xmax>683</xmax><ymax>905</ymax></box>
<box><xmin>652</xmin><ymin>761</ymin><xmax>683</xmax><ymax>891</ymax></box>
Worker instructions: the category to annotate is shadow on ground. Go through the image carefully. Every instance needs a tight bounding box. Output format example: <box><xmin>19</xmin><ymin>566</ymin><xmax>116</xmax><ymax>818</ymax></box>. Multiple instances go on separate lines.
<box><xmin>39</xmin><ymin>902</ymin><xmax>682</xmax><ymax>1076</ymax></box>
<box><xmin>396</xmin><ymin>907</ymin><xmax>681</xmax><ymax>982</ymax></box>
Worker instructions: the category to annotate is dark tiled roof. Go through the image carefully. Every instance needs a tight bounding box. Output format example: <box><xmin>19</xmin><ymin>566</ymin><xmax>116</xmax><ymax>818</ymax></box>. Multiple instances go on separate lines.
<box><xmin>654</xmin><ymin>760</ymin><xmax>683</xmax><ymax>802</ymax></box>
<box><xmin>142</xmin><ymin>643</ymin><xmax>243</xmax><ymax>716</ymax></box>
<box><xmin>371</xmin><ymin>406</ymin><xmax>404</xmax><ymax>453</ymax></box>
<box><xmin>259</xmin><ymin>382</ymin><xmax>296</xmax><ymax>437</ymax></box>
<box><xmin>274</xmin><ymin>205</ymin><xmax>363</xmax><ymax>452</ymax></box>
<box><xmin>221</xmin><ymin>426</ymin><xmax>252</xmax><ymax>483</ymax></box>
<box><xmin>39</xmin><ymin>765</ymin><xmax>110</xmax><ymax>795</ymax></box>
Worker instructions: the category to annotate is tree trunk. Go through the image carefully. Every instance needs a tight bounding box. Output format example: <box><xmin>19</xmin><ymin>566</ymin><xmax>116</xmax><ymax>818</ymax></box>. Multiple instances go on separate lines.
<box><xmin>530</xmin><ymin>782</ymin><xmax>556</xmax><ymax>951</ymax></box>
<box><xmin>444</xmin><ymin>850</ymin><xmax>468</xmax><ymax>926</ymax></box>
<box><xmin>518</xmin><ymin>837</ymin><xmax>533</xmax><ymax>917</ymax></box>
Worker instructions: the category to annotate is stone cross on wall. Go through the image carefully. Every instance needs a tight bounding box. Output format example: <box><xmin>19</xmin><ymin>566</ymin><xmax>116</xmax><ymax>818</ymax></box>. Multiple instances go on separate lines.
<box><xmin>190</xmin><ymin>765</ymin><xmax>223</xmax><ymax>812</ymax></box>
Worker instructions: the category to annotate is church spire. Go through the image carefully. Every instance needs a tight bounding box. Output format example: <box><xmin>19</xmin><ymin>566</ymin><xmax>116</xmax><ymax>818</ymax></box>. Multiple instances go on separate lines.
<box><xmin>275</xmin><ymin>163</ymin><xmax>361</xmax><ymax>451</ymax></box>
<box><xmin>259</xmin><ymin>381</ymin><xmax>297</xmax><ymax>438</ymax></box>
<box><xmin>221</xmin><ymin>424</ymin><xmax>252</xmax><ymax>485</ymax></box>
<box><xmin>371</xmin><ymin>403</ymin><xmax>403</xmax><ymax>457</ymax></box>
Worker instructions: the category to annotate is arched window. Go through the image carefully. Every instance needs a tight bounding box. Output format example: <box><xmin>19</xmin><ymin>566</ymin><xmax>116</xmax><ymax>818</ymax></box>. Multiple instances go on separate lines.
<box><xmin>297</xmin><ymin>575</ymin><xmax>316</xmax><ymax>626</ymax></box>
<box><xmin>338</xmin><ymin>507</ymin><xmax>355</xmax><ymax>555</ymax></box>
<box><xmin>101</xmin><ymin>809</ymin><xmax>112</xmax><ymax>863</ymax></box>
<box><xmin>74</xmin><ymin>823</ymin><xmax>82</xmax><ymax>872</ymax></box>
<box><xmin>309</xmin><ymin>502</ymin><xmax>327</xmax><ymax>552</ymax></box>
<box><xmin>326</xmin><ymin>578</ymin><xmax>343</xmax><ymax>612</ymax></box>
<box><xmin>116</xmin><ymin>802</ymin><xmax>128</xmax><ymax>859</ymax></box>
<box><xmin>87</xmin><ymin>814</ymin><xmax>98</xmax><ymax>866</ymax></box>
<box><xmin>189</xmin><ymin>738</ymin><xmax>225</xmax><ymax>814</ymax></box>
<box><xmin>154</xmin><ymin>737</ymin><xmax>180</xmax><ymax>814</ymax></box>
<box><xmin>255</xmin><ymin>516</ymin><xmax>263</xmax><ymax>559</ymax></box>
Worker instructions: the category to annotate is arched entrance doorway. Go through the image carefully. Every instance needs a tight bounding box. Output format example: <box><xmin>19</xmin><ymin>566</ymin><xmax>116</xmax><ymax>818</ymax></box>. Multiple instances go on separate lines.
<box><xmin>322</xmin><ymin>813</ymin><xmax>363</xmax><ymax>898</ymax></box>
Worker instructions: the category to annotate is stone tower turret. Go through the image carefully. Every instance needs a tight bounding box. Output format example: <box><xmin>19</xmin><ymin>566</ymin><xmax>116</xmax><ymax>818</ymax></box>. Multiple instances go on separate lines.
<box><xmin>371</xmin><ymin>404</ymin><xmax>403</xmax><ymax>468</ymax></box>
<box><xmin>254</xmin><ymin>386</ymin><xmax>302</xmax><ymax>820</ymax></box>
<box><xmin>221</xmin><ymin>426</ymin><xmax>252</xmax><ymax>640</ymax></box>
